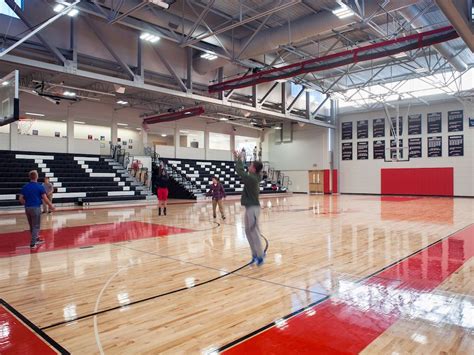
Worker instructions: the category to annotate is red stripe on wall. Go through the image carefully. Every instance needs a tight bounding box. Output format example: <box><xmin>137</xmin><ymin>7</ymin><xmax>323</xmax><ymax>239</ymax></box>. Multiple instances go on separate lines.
<box><xmin>381</xmin><ymin>167</ymin><xmax>453</xmax><ymax>196</ymax></box>
<box><xmin>224</xmin><ymin>224</ymin><xmax>473</xmax><ymax>354</ymax></box>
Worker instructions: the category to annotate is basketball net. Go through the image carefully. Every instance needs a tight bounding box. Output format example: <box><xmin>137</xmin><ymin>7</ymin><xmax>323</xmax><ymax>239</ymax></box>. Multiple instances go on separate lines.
<box><xmin>17</xmin><ymin>117</ymin><xmax>35</xmax><ymax>135</ymax></box>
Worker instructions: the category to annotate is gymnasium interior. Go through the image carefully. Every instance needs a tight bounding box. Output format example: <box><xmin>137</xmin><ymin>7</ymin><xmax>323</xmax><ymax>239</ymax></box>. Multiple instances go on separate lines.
<box><xmin>0</xmin><ymin>0</ymin><xmax>473</xmax><ymax>354</ymax></box>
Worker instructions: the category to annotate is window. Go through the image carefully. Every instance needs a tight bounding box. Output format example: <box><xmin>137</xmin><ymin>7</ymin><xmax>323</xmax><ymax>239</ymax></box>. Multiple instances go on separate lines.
<box><xmin>149</xmin><ymin>133</ymin><xmax>174</xmax><ymax>146</ymax></box>
<box><xmin>209</xmin><ymin>132</ymin><xmax>230</xmax><ymax>150</ymax></box>
<box><xmin>179</xmin><ymin>129</ymin><xmax>204</xmax><ymax>148</ymax></box>
<box><xmin>0</xmin><ymin>0</ymin><xmax>23</xmax><ymax>18</ymax></box>
<box><xmin>235</xmin><ymin>135</ymin><xmax>259</xmax><ymax>160</ymax></box>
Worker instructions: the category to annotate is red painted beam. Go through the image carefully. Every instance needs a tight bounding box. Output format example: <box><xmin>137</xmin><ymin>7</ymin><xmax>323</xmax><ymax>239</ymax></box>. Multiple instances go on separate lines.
<box><xmin>142</xmin><ymin>106</ymin><xmax>205</xmax><ymax>125</ymax></box>
<box><xmin>209</xmin><ymin>26</ymin><xmax>459</xmax><ymax>93</ymax></box>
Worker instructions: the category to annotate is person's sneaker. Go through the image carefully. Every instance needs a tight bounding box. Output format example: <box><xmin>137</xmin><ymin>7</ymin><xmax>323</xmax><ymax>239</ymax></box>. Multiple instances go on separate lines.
<box><xmin>256</xmin><ymin>256</ymin><xmax>265</xmax><ymax>266</ymax></box>
<box><xmin>222</xmin><ymin>216</ymin><xmax>226</xmax><ymax>220</ymax></box>
<box><xmin>48</xmin><ymin>211</ymin><xmax>52</xmax><ymax>214</ymax></box>
<box><xmin>36</xmin><ymin>240</ymin><xmax>45</xmax><ymax>245</ymax></box>
<box><xmin>249</xmin><ymin>257</ymin><xmax>257</xmax><ymax>264</ymax></box>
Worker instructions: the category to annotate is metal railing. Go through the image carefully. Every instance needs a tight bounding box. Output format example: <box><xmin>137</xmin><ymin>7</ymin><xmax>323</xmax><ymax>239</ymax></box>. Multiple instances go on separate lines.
<box><xmin>160</xmin><ymin>160</ymin><xmax>203</xmax><ymax>197</ymax></box>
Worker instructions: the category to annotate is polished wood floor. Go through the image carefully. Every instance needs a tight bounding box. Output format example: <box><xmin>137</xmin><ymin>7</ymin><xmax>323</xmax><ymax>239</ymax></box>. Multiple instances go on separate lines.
<box><xmin>0</xmin><ymin>194</ymin><xmax>472</xmax><ymax>354</ymax></box>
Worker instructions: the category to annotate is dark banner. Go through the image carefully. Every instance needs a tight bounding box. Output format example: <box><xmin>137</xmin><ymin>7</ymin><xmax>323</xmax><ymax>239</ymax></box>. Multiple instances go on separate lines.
<box><xmin>448</xmin><ymin>110</ymin><xmax>463</xmax><ymax>132</ymax></box>
<box><xmin>427</xmin><ymin>136</ymin><xmax>442</xmax><ymax>157</ymax></box>
<box><xmin>448</xmin><ymin>135</ymin><xmax>464</xmax><ymax>157</ymax></box>
<box><xmin>408</xmin><ymin>114</ymin><xmax>422</xmax><ymax>135</ymax></box>
<box><xmin>373</xmin><ymin>140</ymin><xmax>385</xmax><ymax>160</ymax></box>
<box><xmin>357</xmin><ymin>141</ymin><xmax>369</xmax><ymax>160</ymax></box>
<box><xmin>341</xmin><ymin>122</ymin><xmax>353</xmax><ymax>140</ymax></box>
<box><xmin>470</xmin><ymin>117</ymin><xmax>474</xmax><ymax>128</ymax></box>
<box><xmin>408</xmin><ymin>137</ymin><xmax>422</xmax><ymax>158</ymax></box>
<box><xmin>390</xmin><ymin>116</ymin><xmax>403</xmax><ymax>136</ymax></box>
<box><xmin>357</xmin><ymin>120</ymin><xmax>369</xmax><ymax>139</ymax></box>
<box><xmin>342</xmin><ymin>142</ymin><xmax>353</xmax><ymax>160</ymax></box>
<box><xmin>427</xmin><ymin>112</ymin><xmax>442</xmax><ymax>134</ymax></box>
<box><xmin>373</xmin><ymin>118</ymin><xmax>385</xmax><ymax>138</ymax></box>
<box><xmin>390</xmin><ymin>139</ymin><xmax>404</xmax><ymax>159</ymax></box>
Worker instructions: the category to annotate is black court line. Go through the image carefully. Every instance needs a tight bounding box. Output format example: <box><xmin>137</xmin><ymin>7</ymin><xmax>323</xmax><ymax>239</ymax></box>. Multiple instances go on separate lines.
<box><xmin>41</xmin><ymin>235</ymin><xmax>269</xmax><ymax>331</ymax></box>
<box><xmin>0</xmin><ymin>299</ymin><xmax>70</xmax><ymax>354</ymax></box>
<box><xmin>217</xmin><ymin>223</ymin><xmax>473</xmax><ymax>352</ymax></box>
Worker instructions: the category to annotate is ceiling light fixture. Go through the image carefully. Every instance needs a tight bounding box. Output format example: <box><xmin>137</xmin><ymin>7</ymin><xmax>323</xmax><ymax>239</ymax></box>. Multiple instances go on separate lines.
<box><xmin>53</xmin><ymin>4</ymin><xmax>65</xmax><ymax>13</ymax></box>
<box><xmin>74</xmin><ymin>121</ymin><xmax>85</xmax><ymax>124</ymax></box>
<box><xmin>201</xmin><ymin>51</ymin><xmax>218</xmax><ymax>60</ymax></box>
<box><xmin>274</xmin><ymin>125</ymin><xmax>282</xmax><ymax>130</ymax></box>
<box><xmin>140</xmin><ymin>32</ymin><xmax>160</xmax><ymax>43</ymax></box>
<box><xmin>25</xmin><ymin>112</ymin><xmax>45</xmax><ymax>117</ymax></box>
<box><xmin>1</xmin><ymin>81</ymin><xmax>9</xmax><ymax>86</ymax></box>
<box><xmin>67</xmin><ymin>8</ymin><xmax>79</xmax><ymax>17</ymax></box>
<box><xmin>117</xmin><ymin>123</ymin><xmax>128</xmax><ymax>126</ymax></box>
<box><xmin>219</xmin><ymin>117</ymin><xmax>229</xmax><ymax>121</ymax></box>
<box><xmin>150</xmin><ymin>0</ymin><xmax>169</xmax><ymax>9</ymax></box>
<box><xmin>161</xmin><ymin>133</ymin><xmax>167</xmax><ymax>137</ymax></box>
<box><xmin>117</xmin><ymin>100</ymin><xmax>128</xmax><ymax>105</ymax></box>
<box><xmin>332</xmin><ymin>4</ymin><xmax>354</xmax><ymax>19</ymax></box>
<box><xmin>393</xmin><ymin>52</ymin><xmax>408</xmax><ymax>59</ymax></box>
<box><xmin>63</xmin><ymin>91</ymin><xmax>76</xmax><ymax>97</ymax></box>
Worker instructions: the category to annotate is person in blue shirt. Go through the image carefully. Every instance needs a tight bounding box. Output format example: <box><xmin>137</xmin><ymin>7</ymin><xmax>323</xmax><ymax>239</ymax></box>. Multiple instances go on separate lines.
<box><xmin>19</xmin><ymin>170</ymin><xmax>55</xmax><ymax>248</ymax></box>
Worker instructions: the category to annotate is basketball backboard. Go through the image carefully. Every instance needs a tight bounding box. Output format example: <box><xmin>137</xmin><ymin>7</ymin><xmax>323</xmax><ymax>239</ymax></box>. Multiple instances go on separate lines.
<box><xmin>0</xmin><ymin>70</ymin><xmax>19</xmax><ymax>126</ymax></box>
<box><xmin>384</xmin><ymin>146</ymin><xmax>410</xmax><ymax>162</ymax></box>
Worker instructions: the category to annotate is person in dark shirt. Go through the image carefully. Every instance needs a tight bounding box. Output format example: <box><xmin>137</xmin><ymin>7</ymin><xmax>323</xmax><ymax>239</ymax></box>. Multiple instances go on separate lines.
<box><xmin>206</xmin><ymin>176</ymin><xmax>226</xmax><ymax>220</ymax></box>
<box><xmin>234</xmin><ymin>150</ymin><xmax>264</xmax><ymax>266</ymax></box>
<box><xmin>156</xmin><ymin>167</ymin><xmax>169</xmax><ymax>216</ymax></box>
<box><xmin>19</xmin><ymin>170</ymin><xmax>55</xmax><ymax>248</ymax></box>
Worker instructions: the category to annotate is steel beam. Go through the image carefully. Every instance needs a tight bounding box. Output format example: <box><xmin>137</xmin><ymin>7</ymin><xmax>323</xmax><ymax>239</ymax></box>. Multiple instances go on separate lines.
<box><xmin>281</xmin><ymin>82</ymin><xmax>287</xmax><ymax>114</ymax></box>
<box><xmin>184</xmin><ymin>0</ymin><xmax>215</xmax><ymax>41</ymax></box>
<box><xmin>259</xmin><ymin>82</ymin><xmax>278</xmax><ymax>105</ymax></box>
<box><xmin>311</xmin><ymin>94</ymin><xmax>330</xmax><ymax>119</ymax></box>
<box><xmin>2</xmin><ymin>0</ymin><xmax>77</xmax><ymax>64</ymax></box>
<box><xmin>287</xmin><ymin>86</ymin><xmax>305</xmax><ymax>112</ymax></box>
<box><xmin>137</xmin><ymin>35</ymin><xmax>144</xmax><ymax>77</ymax></box>
<box><xmin>0</xmin><ymin>53</ymin><xmax>335</xmax><ymax>128</ymax></box>
<box><xmin>186</xmin><ymin>47</ymin><xmax>193</xmax><ymax>91</ymax></box>
<box><xmin>151</xmin><ymin>46</ymin><xmax>188</xmax><ymax>92</ymax></box>
<box><xmin>82</xmin><ymin>16</ymin><xmax>135</xmax><ymax>80</ymax></box>
<box><xmin>109</xmin><ymin>1</ymin><xmax>148</xmax><ymax>25</ymax></box>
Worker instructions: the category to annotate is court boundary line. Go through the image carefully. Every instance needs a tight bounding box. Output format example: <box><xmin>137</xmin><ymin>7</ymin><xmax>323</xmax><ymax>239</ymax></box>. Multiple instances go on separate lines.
<box><xmin>217</xmin><ymin>222</ymin><xmax>474</xmax><ymax>352</ymax></box>
<box><xmin>41</xmin><ymin>235</ymin><xmax>269</xmax><ymax>331</ymax></box>
<box><xmin>0</xmin><ymin>298</ymin><xmax>70</xmax><ymax>354</ymax></box>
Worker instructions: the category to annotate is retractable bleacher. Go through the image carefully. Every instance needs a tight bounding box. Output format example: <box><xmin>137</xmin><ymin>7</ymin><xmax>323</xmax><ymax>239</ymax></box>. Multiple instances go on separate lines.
<box><xmin>160</xmin><ymin>157</ymin><xmax>282</xmax><ymax>196</ymax></box>
<box><xmin>0</xmin><ymin>150</ymin><xmax>147</xmax><ymax>207</ymax></box>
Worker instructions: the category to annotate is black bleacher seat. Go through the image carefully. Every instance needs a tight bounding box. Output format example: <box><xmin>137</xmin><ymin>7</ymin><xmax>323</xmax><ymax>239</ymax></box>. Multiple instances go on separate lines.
<box><xmin>160</xmin><ymin>157</ymin><xmax>284</xmax><ymax>197</ymax></box>
<box><xmin>0</xmin><ymin>150</ymin><xmax>146</xmax><ymax>207</ymax></box>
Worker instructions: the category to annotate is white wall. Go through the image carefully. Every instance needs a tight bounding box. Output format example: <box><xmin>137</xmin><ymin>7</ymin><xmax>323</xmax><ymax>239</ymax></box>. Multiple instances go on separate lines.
<box><xmin>265</xmin><ymin>124</ymin><xmax>329</xmax><ymax>192</ymax></box>
<box><xmin>0</xmin><ymin>124</ymin><xmax>9</xmax><ymax>134</ymax></box>
<box><xmin>338</xmin><ymin>100</ymin><xmax>473</xmax><ymax>196</ymax></box>
<box><xmin>0</xmin><ymin>133</ymin><xmax>9</xmax><ymax>150</ymax></box>
<box><xmin>17</xmin><ymin>135</ymin><xmax>68</xmax><ymax>153</ymax></box>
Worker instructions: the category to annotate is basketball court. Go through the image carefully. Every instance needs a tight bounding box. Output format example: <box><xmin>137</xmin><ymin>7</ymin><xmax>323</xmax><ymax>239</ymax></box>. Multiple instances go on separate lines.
<box><xmin>0</xmin><ymin>1</ymin><xmax>473</xmax><ymax>354</ymax></box>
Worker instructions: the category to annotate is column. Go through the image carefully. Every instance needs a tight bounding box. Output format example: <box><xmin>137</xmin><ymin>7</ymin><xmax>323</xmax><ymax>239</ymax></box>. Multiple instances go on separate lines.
<box><xmin>230</xmin><ymin>131</ymin><xmax>235</xmax><ymax>160</ymax></box>
<box><xmin>204</xmin><ymin>128</ymin><xmax>209</xmax><ymax>160</ymax></box>
<box><xmin>174</xmin><ymin>124</ymin><xmax>179</xmax><ymax>159</ymax></box>
<box><xmin>67</xmin><ymin>107</ymin><xmax>74</xmax><ymax>153</ymax></box>
<box><xmin>111</xmin><ymin>117</ymin><xmax>118</xmax><ymax>145</ymax></box>
<box><xmin>9</xmin><ymin>121</ymin><xmax>18</xmax><ymax>150</ymax></box>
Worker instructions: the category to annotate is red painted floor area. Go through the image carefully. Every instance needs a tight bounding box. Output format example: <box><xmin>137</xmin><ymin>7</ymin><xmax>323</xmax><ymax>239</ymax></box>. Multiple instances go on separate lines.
<box><xmin>0</xmin><ymin>301</ymin><xmax>67</xmax><ymax>354</ymax></box>
<box><xmin>0</xmin><ymin>222</ymin><xmax>193</xmax><ymax>258</ymax></box>
<box><xmin>224</xmin><ymin>224</ymin><xmax>474</xmax><ymax>354</ymax></box>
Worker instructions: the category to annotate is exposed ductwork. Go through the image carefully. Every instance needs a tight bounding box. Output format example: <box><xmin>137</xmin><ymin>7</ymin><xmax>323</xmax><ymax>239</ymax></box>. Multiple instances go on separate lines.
<box><xmin>435</xmin><ymin>0</ymin><xmax>474</xmax><ymax>54</ymax></box>
<box><xmin>143</xmin><ymin>106</ymin><xmax>205</xmax><ymax>124</ymax></box>
<box><xmin>194</xmin><ymin>0</ymin><xmax>421</xmax><ymax>74</ymax></box>
<box><xmin>398</xmin><ymin>5</ymin><xmax>467</xmax><ymax>72</ymax></box>
<box><xmin>208</xmin><ymin>26</ymin><xmax>459</xmax><ymax>92</ymax></box>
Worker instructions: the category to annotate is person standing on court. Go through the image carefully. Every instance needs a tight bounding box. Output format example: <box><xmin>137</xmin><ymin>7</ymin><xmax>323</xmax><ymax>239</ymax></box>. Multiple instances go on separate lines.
<box><xmin>19</xmin><ymin>170</ymin><xmax>55</xmax><ymax>248</ymax></box>
<box><xmin>157</xmin><ymin>165</ymin><xmax>169</xmax><ymax>216</ymax></box>
<box><xmin>42</xmin><ymin>176</ymin><xmax>54</xmax><ymax>213</ymax></box>
<box><xmin>206</xmin><ymin>176</ymin><xmax>226</xmax><ymax>220</ymax></box>
<box><xmin>234</xmin><ymin>150</ymin><xmax>265</xmax><ymax>266</ymax></box>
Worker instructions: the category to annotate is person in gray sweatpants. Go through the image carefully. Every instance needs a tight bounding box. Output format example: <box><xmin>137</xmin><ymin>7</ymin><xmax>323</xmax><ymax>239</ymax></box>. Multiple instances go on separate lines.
<box><xmin>234</xmin><ymin>150</ymin><xmax>265</xmax><ymax>266</ymax></box>
<box><xmin>19</xmin><ymin>170</ymin><xmax>55</xmax><ymax>248</ymax></box>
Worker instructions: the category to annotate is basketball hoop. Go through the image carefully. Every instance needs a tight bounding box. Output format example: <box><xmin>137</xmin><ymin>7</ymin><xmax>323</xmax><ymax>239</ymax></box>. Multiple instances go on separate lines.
<box><xmin>384</xmin><ymin>146</ymin><xmax>410</xmax><ymax>162</ymax></box>
<box><xmin>18</xmin><ymin>117</ymin><xmax>35</xmax><ymax>135</ymax></box>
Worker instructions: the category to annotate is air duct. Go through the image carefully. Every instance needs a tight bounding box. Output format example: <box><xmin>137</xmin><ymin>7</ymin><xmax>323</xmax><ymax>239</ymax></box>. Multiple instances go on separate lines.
<box><xmin>143</xmin><ymin>106</ymin><xmax>205</xmax><ymax>124</ymax></box>
<box><xmin>399</xmin><ymin>5</ymin><xmax>467</xmax><ymax>72</ymax></box>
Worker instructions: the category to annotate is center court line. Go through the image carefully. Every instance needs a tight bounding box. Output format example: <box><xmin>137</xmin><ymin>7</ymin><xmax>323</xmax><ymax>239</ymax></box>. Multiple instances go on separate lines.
<box><xmin>41</xmin><ymin>236</ymin><xmax>270</xmax><ymax>331</ymax></box>
<box><xmin>218</xmin><ymin>223</ymin><xmax>474</xmax><ymax>353</ymax></box>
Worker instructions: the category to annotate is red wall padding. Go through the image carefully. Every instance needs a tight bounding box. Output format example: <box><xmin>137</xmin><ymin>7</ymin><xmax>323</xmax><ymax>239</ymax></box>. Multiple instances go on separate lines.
<box><xmin>332</xmin><ymin>169</ymin><xmax>338</xmax><ymax>193</ymax></box>
<box><xmin>381</xmin><ymin>167</ymin><xmax>454</xmax><ymax>196</ymax></box>
<box><xmin>323</xmin><ymin>169</ymin><xmax>338</xmax><ymax>194</ymax></box>
<box><xmin>323</xmin><ymin>170</ymin><xmax>330</xmax><ymax>194</ymax></box>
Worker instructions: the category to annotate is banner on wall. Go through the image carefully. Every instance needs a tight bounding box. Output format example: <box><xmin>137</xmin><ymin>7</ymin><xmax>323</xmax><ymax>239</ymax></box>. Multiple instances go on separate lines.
<box><xmin>448</xmin><ymin>135</ymin><xmax>464</xmax><ymax>156</ymax></box>
<box><xmin>357</xmin><ymin>141</ymin><xmax>369</xmax><ymax>160</ymax></box>
<box><xmin>408</xmin><ymin>114</ymin><xmax>422</xmax><ymax>135</ymax></box>
<box><xmin>342</xmin><ymin>142</ymin><xmax>353</xmax><ymax>160</ymax></box>
<box><xmin>373</xmin><ymin>140</ymin><xmax>385</xmax><ymax>159</ymax></box>
<box><xmin>357</xmin><ymin>120</ymin><xmax>369</xmax><ymax>139</ymax></box>
<box><xmin>448</xmin><ymin>110</ymin><xmax>463</xmax><ymax>132</ymax></box>
<box><xmin>372</xmin><ymin>118</ymin><xmax>385</xmax><ymax>137</ymax></box>
<box><xmin>390</xmin><ymin>139</ymin><xmax>404</xmax><ymax>159</ymax></box>
<box><xmin>390</xmin><ymin>116</ymin><xmax>403</xmax><ymax>136</ymax></box>
<box><xmin>427</xmin><ymin>136</ymin><xmax>442</xmax><ymax>157</ymax></box>
<box><xmin>341</xmin><ymin>122</ymin><xmax>353</xmax><ymax>140</ymax></box>
<box><xmin>427</xmin><ymin>112</ymin><xmax>442</xmax><ymax>134</ymax></box>
<box><xmin>408</xmin><ymin>137</ymin><xmax>422</xmax><ymax>158</ymax></box>
<box><xmin>470</xmin><ymin>116</ymin><xmax>474</xmax><ymax>128</ymax></box>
